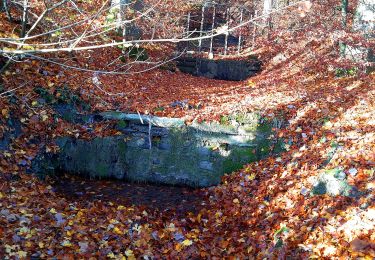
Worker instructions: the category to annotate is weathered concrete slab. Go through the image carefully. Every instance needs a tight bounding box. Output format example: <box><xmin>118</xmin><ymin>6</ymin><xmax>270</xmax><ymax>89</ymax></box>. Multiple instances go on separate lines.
<box><xmin>176</xmin><ymin>57</ymin><xmax>261</xmax><ymax>81</ymax></box>
<box><xmin>31</xmin><ymin>112</ymin><xmax>285</xmax><ymax>187</ymax></box>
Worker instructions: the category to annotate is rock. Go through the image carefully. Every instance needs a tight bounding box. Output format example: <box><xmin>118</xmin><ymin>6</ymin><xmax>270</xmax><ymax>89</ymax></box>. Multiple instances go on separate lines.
<box><xmin>198</xmin><ymin>147</ymin><xmax>211</xmax><ymax>156</ymax></box>
<box><xmin>199</xmin><ymin>161</ymin><xmax>214</xmax><ymax>171</ymax></box>
<box><xmin>0</xmin><ymin>209</ymin><xmax>10</xmax><ymax>217</ymax></box>
<box><xmin>12</xmin><ymin>234</ymin><xmax>21</xmax><ymax>243</ymax></box>
<box><xmin>79</xmin><ymin>242</ymin><xmax>89</xmax><ymax>253</ymax></box>
<box><xmin>300</xmin><ymin>187</ymin><xmax>309</xmax><ymax>196</ymax></box>
<box><xmin>31</xmin><ymin>112</ymin><xmax>283</xmax><ymax>187</ymax></box>
<box><xmin>271</xmin><ymin>53</ymin><xmax>288</xmax><ymax>66</ymax></box>
<box><xmin>312</xmin><ymin>168</ymin><xmax>355</xmax><ymax>197</ymax></box>
<box><xmin>348</xmin><ymin>168</ymin><xmax>358</xmax><ymax>176</ymax></box>
<box><xmin>55</xmin><ymin>213</ymin><xmax>65</xmax><ymax>226</ymax></box>
<box><xmin>173</xmin><ymin>233</ymin><xmax>185</xmax><ymax>242</ymax></box>
<box><xmin>6</xmin><ymin>213</ymin><xmax>18</xmax><ymax>223</ymax></box>
<box><xmin>176</xmin><ymin>57</ymin><xmax>261</xmax><ymax>81</ymax></box>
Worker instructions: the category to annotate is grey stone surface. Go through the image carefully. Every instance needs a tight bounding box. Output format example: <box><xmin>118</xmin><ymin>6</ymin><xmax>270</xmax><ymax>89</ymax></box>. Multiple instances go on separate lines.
<box><xmin>31</xmin><ymin>112</ymin><xmax>285</xmax><ymax>187</ymax></box>
<box><xmin>199</xmin><ymin>161</ymin><xmax>214</xmax><ymax>171</ymax></box>
<box><xmin>311</xmin><ymin>168</ymin><xmax>358</xmax><ymax>197</ymax></box>
<box><xmin>176</xmin><ymin>57</ymin><xmax>261</xmax><ymax>81</ymax></box>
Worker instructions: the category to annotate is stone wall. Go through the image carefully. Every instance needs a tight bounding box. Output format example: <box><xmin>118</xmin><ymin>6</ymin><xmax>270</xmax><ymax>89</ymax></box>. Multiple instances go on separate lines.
<box><xmin>32</xmin><ymin>112</ymin><xmax>285</xmax><ymax>187</ymax></box>
<box><xmin>176</xmin><ymin>57</ymin><xmax>261</xmax><ymax>81</ymax></box>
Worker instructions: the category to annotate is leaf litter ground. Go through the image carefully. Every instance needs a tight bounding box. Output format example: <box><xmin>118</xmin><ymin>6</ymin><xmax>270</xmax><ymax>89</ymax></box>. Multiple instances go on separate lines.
<box><xmin>1</xmin><ymin>38</ymin><xmax>375</xmax><ymax>258</ymax></box>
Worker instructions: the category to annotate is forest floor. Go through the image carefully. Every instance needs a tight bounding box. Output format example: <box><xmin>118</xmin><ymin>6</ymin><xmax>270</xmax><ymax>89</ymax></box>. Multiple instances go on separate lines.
<box><xmin>1</xmin><ymin>27</ymin><xmax>375</xmax><ymax>258</ymax></box>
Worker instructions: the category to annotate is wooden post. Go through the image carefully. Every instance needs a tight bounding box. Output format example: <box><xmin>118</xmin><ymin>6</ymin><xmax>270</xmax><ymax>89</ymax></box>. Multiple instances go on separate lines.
<box><xmin>224</xmin><ymin>7</ymin><xmax>230</xmax><ymax>55</ymax></box>
<box><xmin>237</xmin><ymin>7</ymin><xmax>243</xmax><ymax>55</ymax></box>
<box><xmin>198</xmin><ymin>3</ymin><xmax>206</xmax><ymax>53</ymax></box>
<box><xmin>209</xmin><ymin>4</ymin><xmax>216</xmax><ymax>56</ymax></box>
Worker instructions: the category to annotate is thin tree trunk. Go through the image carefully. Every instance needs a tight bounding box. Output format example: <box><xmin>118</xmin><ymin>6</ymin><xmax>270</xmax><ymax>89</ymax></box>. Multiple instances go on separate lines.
<box><xmin>2</xmin><ymin>0</ymin><xmax>13</xmax><ymax>22</ymax></box>
<box><xmin>21</xmin><ymin>0</ymin><xmax>28</xmax><ymax>38</ymax></box>
<box><xmin>340</xmin><ymin>0</ymin><xmax>349</xmax><ymax>56</ymax></box>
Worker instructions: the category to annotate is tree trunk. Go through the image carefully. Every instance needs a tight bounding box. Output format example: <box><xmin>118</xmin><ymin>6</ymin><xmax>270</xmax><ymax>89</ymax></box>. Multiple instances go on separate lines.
<box><xmin>352</xmin><ymin>0</ymin><xmax>375</xmax><ymax>72</ymax></box>
<box><xmin>21</xmin><ymin>0</ymin><xmax>29</xmax><ymax>38</ymax></box>
<box><xmin>263</xmin><ymin>0</ymin><xmax>273</xmax><ymax>37</ymax></box>
<box><xmin>339</xmin><ymin>0</ymin><xmax>349</xmax><ymax>56</ymax></box>
<box><xmin>2</xmin><ymin>0</ymin><xmax>13</xmax><ymax>22</ymax></box>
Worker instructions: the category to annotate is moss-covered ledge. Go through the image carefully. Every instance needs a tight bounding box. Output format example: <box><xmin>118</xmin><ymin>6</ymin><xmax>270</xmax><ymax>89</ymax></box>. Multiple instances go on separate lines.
<box><xmin>31</xmin><ymin>112</ymin><xmax>286</xmax><ymax>187</ymax></box>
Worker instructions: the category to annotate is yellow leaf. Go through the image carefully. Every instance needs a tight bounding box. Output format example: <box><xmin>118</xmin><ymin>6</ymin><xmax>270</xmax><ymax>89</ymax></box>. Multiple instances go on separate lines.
<box><xmin>1</xmin><ymin>109</ymin><xmax>9</xmax><ymax>118</ymax></box>
<box><xmin>233</xmin><ymin>198</ymin><xmax>240</xmax><ymax>204</ymax></box>
<box><xmin>117</xmin><ymin>205</ymin><xmax>125</xmax><ymax>210</ymax></box>
<box><xmin>113</xmin><ymin>227</ymin><xmax>123</xmax><ymax>235</ymax></box>
<box><xmin>125</xmin><ymin>249</ymin><xmax>135</xmax><ymax>259</ymax></box>
<box><xmin>41</xmin><ymin>115</ymin><xmax>48</xmax><ymax>122</ymax></box>
<box><xmin>31</xmin><ymin>101</ymin><xmax>38</xmax><ymax>107</ymax></box>
<box><xmin>61</xmin><ymin>240</ymin><xmax>72</xmax><ymax>247</ymax></box>
<box><xmin>17</xmin><ymin>251</ymin><xmax>27</xmax><ymax>258</ymax></box>
<box><xmin>181</xmin><ymin>239</ymin><xmax>193</xmax><ymax>247</ymax></box>
<box><xmin>38</xmin><ymin>242</ymin><xmax>44</xmax><ymax>248</ymax></box>
<box><xmin>0</xmin><ymin>192</ymin><xmax>4</xmax><ymax>199</ymax></box>
<box><xmin>107</xmin><ymin>252</ymin><xmax>116</xmax><ymax>259</ymax></box>
<box><xmin>49</xmin><ymin>208</ymin><xmax>57</xmax><ymax>214</ymax></box>
<box><xmin>248</xmin><ymin>80</ymin><xmax>256</xmax><ymax>87</ymax></box>
<box><xmin>246</xmin><ymin>173</ymin><xmax>256</xmax><ymax>181</ymax></box>
<box><xmin>47</xmin><ymin>81</ymin><xmax>54</xmax><ymax>87</ymax></box>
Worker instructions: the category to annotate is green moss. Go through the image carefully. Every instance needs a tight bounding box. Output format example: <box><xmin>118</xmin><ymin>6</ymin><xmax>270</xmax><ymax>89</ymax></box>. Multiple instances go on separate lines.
<box><xmin>117</xmin><ymin>120</ymin><xmax>128</xmax><ymax>128</ymax></box>
<box><xmin>34</xmin><ymin>87</ymin><xmax>55</xmax><ymax>104</ymax></box>
<box><xmin>273</xmin><ymin>139</ymin><xmax>286</xmax><ymax>154</ymax></box>
<box><xmin>96</xmin><ymin>163</ymin><xmax>109</xmax><ymax>178</ymax></box>
<box><xmin>235</xmin><ymin>113</ymin><xmax>247</xmax><ymax>124</ymax></box>
<box><xmin>257</xmin><ymin>121</ymin><xmax>272</xmax><ymax>134</ymax></box>
<box><xmin>220</xmin><ymin>115</ymin><xmax>230</xmax><ymax>125</ymax></box>
<box><xmin>222</xmin><ymin>147</ymin><xmax>258</xmax><ymax>173</ymax></box>
<box><xmin>118</xmin><ymin>141</ymin><xmax>127</xmax><ymax>155</ymax></box>
<box><xmin>256</xmin><ymin>139</ymin><xmax>272</xmax><ymax>157</ymax></box>
<box><xmin>241</xmin><ymin>124</ymin><xmax>258</xmax><ymax>133</ymax></box>
<box><xmin>223</xmin><ymin>159</ymin><xmax>244</xmax><ymax>173</ymax></box>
